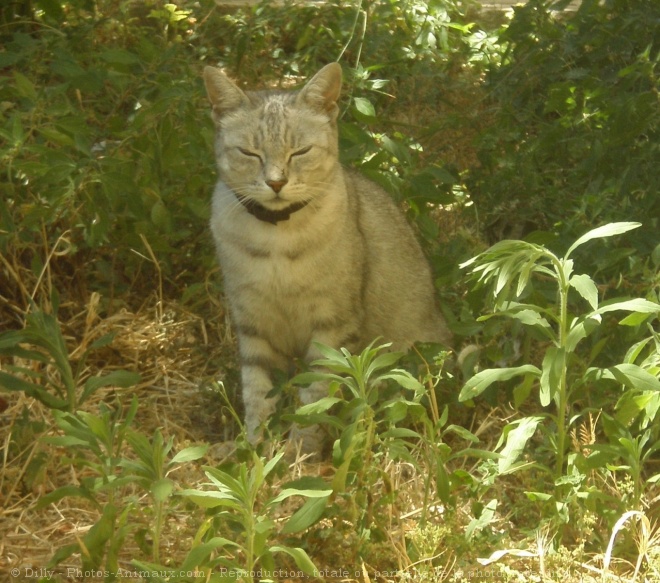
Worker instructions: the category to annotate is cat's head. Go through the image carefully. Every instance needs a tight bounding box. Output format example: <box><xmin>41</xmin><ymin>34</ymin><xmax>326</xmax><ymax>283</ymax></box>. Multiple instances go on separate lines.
<box><xmin>203</xmin><ymin>63</ymin><xmax>342</xmax><ymax>210</ymax></box>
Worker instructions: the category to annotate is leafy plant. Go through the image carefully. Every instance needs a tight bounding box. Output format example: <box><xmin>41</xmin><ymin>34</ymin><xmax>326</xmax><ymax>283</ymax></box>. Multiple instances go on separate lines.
<box><xmin>39</xmin><ymin>398</ymin><xmax>207</xmax><ymax>575</ymax></box>
<box><xmin>39</xmin><ymin>398</ymin><xmax>140</xmax><ymax>574</ymax></box>
<box><xmin>288</xmin><ymin>341</ymin><xmax>501</xmax><ymax>548</ymax></box>
<box><xmin>177</xmin><ymin>451</ymin><xmax>328</xmax><ymax>582</ymax></box>
<box><xmin>1</xmin><ymin>3</ymin><xmax>216</xmax><ymax>306</ymax></box>
<box><xmin>290</xmin><ymin>342</ymin><xmax>425</xmax><ymax>513</ymax></box>
<box><xmin>121</xmin><ymin>429</ymin><xmax>207</xmax><ymax>563</ymax></box>
<box><xmin>470</xmin><ymin>0</ymin><xmax>660</xmax><ymax>251</ymax></box>
<box><xmin>460</xmin><ymin>222</ymin><xmax>660</xmax><ymax>525</ymax></box>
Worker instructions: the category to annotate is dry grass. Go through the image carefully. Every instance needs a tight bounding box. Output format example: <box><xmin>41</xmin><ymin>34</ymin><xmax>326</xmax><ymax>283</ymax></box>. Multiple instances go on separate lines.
<box><xmin>0</xmin><ymin>292</ymin><xmax>213</xmax><ymax>575</ymax></box>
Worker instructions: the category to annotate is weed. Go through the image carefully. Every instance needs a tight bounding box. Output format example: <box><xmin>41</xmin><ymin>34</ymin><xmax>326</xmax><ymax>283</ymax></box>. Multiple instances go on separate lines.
<box><xmin>461</xmin><ymin>222</ymin><xmax>660</xmax><ymax>532</ymax></box>
<box><xmin>177</xmin><ymin>450</ymin><xmax>327</xmax><ymax>581</ymax></box>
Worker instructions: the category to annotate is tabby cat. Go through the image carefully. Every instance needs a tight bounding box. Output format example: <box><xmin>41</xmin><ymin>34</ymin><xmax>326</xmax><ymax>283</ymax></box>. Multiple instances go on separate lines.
<box><xmin>203</xmin><ymin>62</ymin><xmax>451</xmax><ymax>453</ymax></box>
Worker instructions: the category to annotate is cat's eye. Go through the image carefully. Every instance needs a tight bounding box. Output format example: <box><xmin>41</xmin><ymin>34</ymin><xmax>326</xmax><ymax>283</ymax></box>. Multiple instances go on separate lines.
<box><xmin>237</xmin><ymin>147</ymin><xmax>261</xmax><ymax>160</ymax></box>
<box><xmin>290</xmin><ymin>145</ymin><xmax>312</xmax><ymax>159</ymax></box>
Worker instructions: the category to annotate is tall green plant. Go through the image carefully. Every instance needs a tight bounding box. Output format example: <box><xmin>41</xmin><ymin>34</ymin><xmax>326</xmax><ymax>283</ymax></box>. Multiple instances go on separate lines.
<box><xmin>39</xmin><ymin>398</ymin><xmax>140</xmax><ymax>574</ymax></box>
<box><xmin>460</xmin><ymin>222</ymin><xmax>659</xmax><ymax>519</ymax></box>
<box><xmin>121</xmin><ymin>429</ymin><xmax>207</xmax><ymax>563</ymax></box>
<box><xmin>290</xmin><ymin>342</ymin><xmax>424</xmax><ymax>492</ymax></box>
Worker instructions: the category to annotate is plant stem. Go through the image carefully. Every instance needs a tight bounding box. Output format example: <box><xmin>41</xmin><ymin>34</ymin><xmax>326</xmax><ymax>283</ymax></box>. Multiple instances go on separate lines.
<box><xmin>554</xmin><ymin>257</ymin><xmax>571</xmax><ymax>479</ymax></box>
<box><xmin>153</xmin><ymin>500</ymin><xmax>163</xmax><ymax>563</ymax></box>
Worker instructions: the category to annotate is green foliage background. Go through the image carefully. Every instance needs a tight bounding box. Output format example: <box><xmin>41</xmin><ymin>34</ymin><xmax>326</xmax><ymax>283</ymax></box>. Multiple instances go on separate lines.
<box><xmin>2</xmin><ymin>0</ymin><xmax>657</xmax><ymax>315</ymax></box>
<box><xmin>471</xmin><ymin>0</ymin><xmax>659</xmax><ymax>253</ymax></box>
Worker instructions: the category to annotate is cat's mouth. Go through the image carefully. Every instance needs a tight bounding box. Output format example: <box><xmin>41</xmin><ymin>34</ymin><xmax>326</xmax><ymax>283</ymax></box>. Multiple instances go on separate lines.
<box><xmin>262</xmin><ymin>195</ymin><xmax>289</xmax><ymax>206</ymax></box>
<box><xmin>259</xmin><ymin>194</ymin><xmax>308</xmax><ymax>209</ymax></box>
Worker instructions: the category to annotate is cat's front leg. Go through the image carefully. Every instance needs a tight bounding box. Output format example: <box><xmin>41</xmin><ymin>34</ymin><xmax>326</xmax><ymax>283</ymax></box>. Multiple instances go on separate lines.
<box><xmin>237</xmin><ymin>331</ymin><xmax>287</xmax><ymax>444</ymax></box>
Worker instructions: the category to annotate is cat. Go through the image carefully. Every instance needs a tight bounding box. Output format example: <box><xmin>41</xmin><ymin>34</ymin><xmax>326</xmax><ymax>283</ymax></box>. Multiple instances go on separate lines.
<box><xmin>203</xmin><ymin>62</ymin><xmax>451</xmax><ymax>454</ymax></box>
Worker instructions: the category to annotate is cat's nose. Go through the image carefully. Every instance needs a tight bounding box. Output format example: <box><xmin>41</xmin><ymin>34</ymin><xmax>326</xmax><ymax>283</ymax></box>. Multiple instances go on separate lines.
<box><xmin>266</xmin><ymin>179</ymin><xmax>287</xmax><ymax>194</ymax></box>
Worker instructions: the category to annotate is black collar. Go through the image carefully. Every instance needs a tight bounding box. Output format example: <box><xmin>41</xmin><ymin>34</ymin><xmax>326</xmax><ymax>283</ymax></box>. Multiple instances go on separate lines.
<box><xmin>236</xmin><ymin>195</ymin><xmax>310</xmax><ymax>225</ymax></box>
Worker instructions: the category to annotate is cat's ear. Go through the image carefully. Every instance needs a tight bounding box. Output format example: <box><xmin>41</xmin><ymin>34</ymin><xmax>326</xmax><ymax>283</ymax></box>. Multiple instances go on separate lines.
<box><xmin>203</xmin><ymin>66</ymin><xmax>249</xmax><ymax>122</ymax></box>
<box><xmin>297</xmin><ymin>62</ymin><xmax>342</xmax><ymax>117</ymax></box>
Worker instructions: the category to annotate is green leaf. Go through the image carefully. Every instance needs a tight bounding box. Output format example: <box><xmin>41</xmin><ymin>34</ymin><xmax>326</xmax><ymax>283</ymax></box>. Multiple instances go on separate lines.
<box><xmin>82</xmin><ymin>370</ymin><xmax>141</xmax><ymax>402</ymax></box>
<box><xmin>178</xmin><ymin>490</ymin><xmax>241</xmax><ymax>509</ymax></box>
<box><xmin>513</xmin><ymin>373</ymin><xmax>536</xmax><ymax>408</ymax></box>
<box><xmin>281</xmin><ymin>495</ymin><xmax>330</xmax><ymax>534</ymax></box>
<box><xmin>540</xmin><ymin>347</ymin><xmax>565</xmax><ymax>407</ymax></box>
<box><xmin>502</xmin><ymin>308</ymin><xmax>555</xmax><ymax>341</ymax></box>
<box><xmin>615</xmin><ymin>392</ymin><xmax>659</xmax><ymax>426</ymax></box>
<box><xmin>524</xmin><ymin>491</ymin><xmax>553</xmax><ymax>502</ymax></box>
<box><xmin>179</xmin><ymin>537</ymin><xmax>241</xmax><ymax>572</ymax></box>
<box><xmin>619</xmin><ymin>312</ymin><xmax>656</xmax><ymax>326</ymax></box>
<box><xmin>36</xmin><ymin>485</ymin><xmax>97</xmax><ymax>509</ymax></box>
<box><xmin>494</xmin><ymin>254</ymin><xmax>518</xmax><ymax>297</ymax></box>
<box><xmin>152</xmin><ymin>478</ymin><xmax>174</xmax><ymax>503</ymax></box>
<box><xmin>380</xmin><ymin>427</ymin><xmax>421</xmax><ymax>439</ymax></box>
<box><xmin>445</xmin><ymin>424</ymin><xmax>480</xmax><ymax>443</ymax></box>
<box><xmin>353</xmin><ymin>97</ymin><xmax>376</xmax><ymax>118</ymax></box>
<box><xmin>203</xmin><ymin>466</ymin><xmax>246</xmax><ymax>500</ymax></box>
<box><xmin>263</xmin><ymin>450</ymin><xmax>285</xmax><ymax>478</ymax></box>
<box><xmin>87</xmin><ymin>333</ymin><xmax>117</xmax><ymax>351</ymax></box>
<box><xmin>426</xmin><ymin>164</ymin><xmax>456</xmax><ymax>184</ymax></box>
<box><xmin>14</xmin><ymin>71</ymin><xmax>38</xmax><ymax>101</ymax></box>
<box><xmin>381</xmin><ymin>135</ymin><xmax>410</xmax><ymax>164</ymax></box>
<box><xmin>435</xmin><ymin>461</ymin><xmax>451</xmax><ymax>503</ymax></box>
<box><xmin>0</xmin><ymin>371</ymin><xmax>67</xmax><ymax>409</ymax></box>
<box><xmin>465</xmin><ymin>499</ymin><xmax>498</xmax><ymax>540</ymax></box>
<box><xmin>624</xmin><ymin>337</ymin><xmax>654</xmax><ymax>365</ymax></box>
<box><xmin>48</xmin><ymin>543</ymin><xmax>80</xmax><ymax>569</ymax></box>
<box><xmin>565</xmin><ymin>222</ymin><xmax>641</xmax><ymax>258</ymax></box>
<box><xmin>82</xmin><ymin>503</ymin><xmax>116</xmax><ymax>571</ymax></box>
<box><xmin>608</xmin><ymin>363</ymin><xmax>660</xmax><ymax>392</ymax></box>
<box><xmin>516</xmin><ymin>251</ymin><xmax>544</xmax><ymax>296</ymax></box>
<box><xmin>170</xmin><ymin>444</ymin><xmax>208</xmax><ymax>464</ymax></box>
<box><xmin>569</xmin><ymin>274</ymin><xmax>599</xmax><ymax>310</ymax></box>
<box><xmin>269</xmin><ymin>487</ymin><xmax>333</xmax><ymax>506</ymax></box>
<box><xmin>594</xmin><ymin>298</ymin><xmax>659</xmax><ymax>316</ymax></box>
<box><xmin>377</xmin><ymin>370</ymin><xmax>424</xmax><ymax>391</ymax></box>
<box><xmin>459</xmin><ymin>365</ymin><xmax>541</xmax><ymax>401</ymax></box>
<box><xmin>498</xmin><ymin>416</ymin><xmax>542</xmax><ymax>473</ymax></box>
<box><xmin>44</xmin><ymin>434</ymin><xmax>91</xmax><ymax>448</ymax></box>
<box><xmin>368</xmin><ymin>350</ymin><xmax>405</xmax><ymax>374</ymax></box>
<box><xmin>565</xmin><ymin>315</ymin><xmax>602</xmax><ymax>352</ymax></box>
<box><xmin>295</xmin><ymin>397</ymin><xmax>343</xmax><ymax>415</ymax></box>
<box><xmin>269</xmin><ymin>546</ymin><xmax>318</xmax><ymax>575</ymax></box>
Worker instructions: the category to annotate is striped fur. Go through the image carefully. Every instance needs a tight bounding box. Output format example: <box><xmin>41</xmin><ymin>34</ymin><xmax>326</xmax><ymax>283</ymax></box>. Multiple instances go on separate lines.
<box><xmin>204</xmin><ymin>63</ymin><xmax>451</xmax><ymax>453</ymax></box>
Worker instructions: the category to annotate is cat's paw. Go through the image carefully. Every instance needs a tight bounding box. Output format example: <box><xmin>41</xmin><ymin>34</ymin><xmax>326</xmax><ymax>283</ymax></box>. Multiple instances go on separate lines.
<box><xmin>206</xmin><ymin>440</ymin><xmax>238</xmax><ymax>462</ymax></box>
<box><xmin>288</xmin><ymin>424</ymin><xmax>326</xmax><ymax>463</ymax></box>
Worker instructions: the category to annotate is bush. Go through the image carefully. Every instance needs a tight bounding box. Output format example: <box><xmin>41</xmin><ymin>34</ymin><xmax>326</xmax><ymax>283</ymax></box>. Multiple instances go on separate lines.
<box><xmin>469</xmin><ymin>0</ymin><xmax>659</xmax><ymax>256</ymax></box>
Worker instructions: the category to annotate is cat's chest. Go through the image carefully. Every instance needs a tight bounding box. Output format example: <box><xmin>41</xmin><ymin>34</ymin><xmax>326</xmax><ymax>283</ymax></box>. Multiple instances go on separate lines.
<box><xmin>233</xmin><ymin>236</ymin><xmax>311</xmax><ymax>283</ymax></box>
<box><xmin>215</xmin><ymin>214</ymin><xmax>335</xmax><ymax>292</ymax></box>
